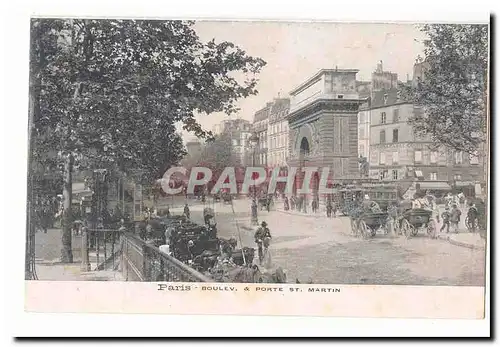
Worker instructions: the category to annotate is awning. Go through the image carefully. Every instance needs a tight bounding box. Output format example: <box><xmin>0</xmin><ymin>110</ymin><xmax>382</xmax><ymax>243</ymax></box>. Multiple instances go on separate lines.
<box><xmin>417</xmin><ymin>182</ymin><xmax>452</xmax><ymax>190</ymax></box>
<box><xmin>455</xmin><ymin>181</ymin><xmax>477</xmax><ymax>187</ymax></box>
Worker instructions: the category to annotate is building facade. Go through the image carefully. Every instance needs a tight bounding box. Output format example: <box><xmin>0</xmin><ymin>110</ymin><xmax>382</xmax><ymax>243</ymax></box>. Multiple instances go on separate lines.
<box><xmin>210</xmin><ymin>118</ymin><xmax>253</xmax><ymax>165</ymax></box>
<box><xmin>358</xmin><ymin>98</ymin><xmax>371</xmax><ymax>159</ymax></box>
<box><xmin>252</xmin><ymin>104</ymin><xmax>270</xmax><ymax>166</ymax></box>
<box><xmin>287</xmin><ymin>68</ymin><xmax>363</xmax><ymax>200</ymax></box>
<box><xmin>267</xmin><ymin>98</ymin><xmax>290</xmax><ymax>168</ymax></box>
<box><xmin>368</xmin><ymin>89</ymin><xmax>484</xmax><ymax>193</ymax></box>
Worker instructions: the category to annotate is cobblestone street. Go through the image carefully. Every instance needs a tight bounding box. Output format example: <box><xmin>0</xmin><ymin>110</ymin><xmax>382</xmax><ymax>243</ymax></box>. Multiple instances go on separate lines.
<box><xmin>173</xmin><ymin>198</ymin><xmax>486</xmax><ymax>286</ymax></box>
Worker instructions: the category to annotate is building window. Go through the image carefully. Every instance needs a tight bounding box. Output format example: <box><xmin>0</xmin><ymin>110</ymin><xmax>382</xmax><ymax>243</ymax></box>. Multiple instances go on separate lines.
<box><xmin>454</xmin><ymin>174</ymin><xmax>462</xmax><ymax>181</ymax></box>
<box><xmin>381</xmin><ymin>112</ymin><xmax>387</xmax><ymax>124</ymax></box>
<box><xmin>379</xmin><ymin>152</ymin><xmax>386</xmax><ymax>165</ymax></box>
<box><xmin>430</xmin><ymin>151</ymin><xmax>438</xmax><ymax>164</ymax></box>
<box><xmin>454</xmin><ymin>151</ymin><xmax>463</xmax><ymax>164</ymax></box>
<box><xmin>392</xmin><ymin>129</ymin><xmax>399</xmax><ymax>143</ymax></box>
<box><xmin>392</xmin><ymin>169</ymin><xmax>398</xmax><ymax>180</ymax></box>
<box><xmin>414</xmin><ymin>150</ymin><xmax>422</xmax><ymax>163</ymax></box>
<box><xmin>380</xmin><ymin>130</ymin><xmax>386</xmax><ymax>144</ymax></box>
<box><xmin>430</xmin><ymin>172</ymin><xmax>438</xmax><ymax>181</ymax></box>
<box><xmin>470</xmin><ymin>151</ymin><xmax>479</xmax><ymax>165</ymax></box>
<box><xmin>392</xmin><ymin>151</ymin><xmax>399</xmax><ymax>164</ymax></box>
<box><xmin>393</xmin><ymin>109</ymin><xmax>399</xmax><ymax>122</ymax></box>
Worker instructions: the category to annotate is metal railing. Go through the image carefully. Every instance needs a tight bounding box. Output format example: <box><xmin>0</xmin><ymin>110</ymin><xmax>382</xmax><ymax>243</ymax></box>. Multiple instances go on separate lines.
<box><xmin>120</xmin><ymin>231</ymin><xmax>212</xmax><ymax>282</ymax></box>
<box><xmin>84</xmin><ymin>228</ymin><xmax>121</xmax><ymax>271</ymax></box>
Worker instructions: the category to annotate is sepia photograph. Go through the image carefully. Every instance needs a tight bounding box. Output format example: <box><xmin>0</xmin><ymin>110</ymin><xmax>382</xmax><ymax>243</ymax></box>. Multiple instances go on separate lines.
<box><xmin>22</xmin><ymin>13</ymin><xmax>490</xmax><ymax>322</ymax></box>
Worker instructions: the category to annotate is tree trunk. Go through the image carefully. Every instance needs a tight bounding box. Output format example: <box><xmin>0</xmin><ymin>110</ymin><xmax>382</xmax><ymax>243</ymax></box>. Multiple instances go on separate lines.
<box><xmin>60</xmin><ymin>153</ymin><xmax>74</xmax><ymax>263</ymax></box>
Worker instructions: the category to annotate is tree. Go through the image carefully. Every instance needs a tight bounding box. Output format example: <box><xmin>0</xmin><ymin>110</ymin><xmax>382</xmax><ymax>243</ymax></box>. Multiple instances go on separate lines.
<box><xmin>30</xmin><ymin>19</ymin><xmax>266</xmax><ymax>262</ymax></box>
<box><xmin>198</xmin><ymin>132</ymin><xmax>242</xmax><ymax>172</ymax></box>
<box><xmin>401</xmin><ymin>24</ymin><xmax>488</xmax><ymax>154</ymax></box>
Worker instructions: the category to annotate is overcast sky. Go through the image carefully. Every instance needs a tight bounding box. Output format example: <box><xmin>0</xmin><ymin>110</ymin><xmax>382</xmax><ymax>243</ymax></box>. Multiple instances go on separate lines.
<box><xmin>180</xmin><ymin>21</ymin><xmax>427</xmax><ymax>142</ymax></box>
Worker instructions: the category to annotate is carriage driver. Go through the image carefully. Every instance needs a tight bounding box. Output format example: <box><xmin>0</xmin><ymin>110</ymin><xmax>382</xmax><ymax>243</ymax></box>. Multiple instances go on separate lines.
<box><xmin>255</xmin><ymin>221</ymin><xmax>272</xmax><ymax>264</ymax></box>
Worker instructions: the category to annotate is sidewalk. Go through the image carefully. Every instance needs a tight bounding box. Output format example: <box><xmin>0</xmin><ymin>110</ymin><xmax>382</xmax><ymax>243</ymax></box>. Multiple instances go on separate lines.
<box><xmin>34</xmin><ymin>228</ymin><xmax>124</xmax><ymax>281</ymax></box>
<box><xmin>35</xmin><ymin>260</ymin><xmax>124</xmax><ymax>281</ymax></box>
<box><xmin>437</xmin><ymin>232</ymin><xmax>486</xmax><ymax>250</ymax></box>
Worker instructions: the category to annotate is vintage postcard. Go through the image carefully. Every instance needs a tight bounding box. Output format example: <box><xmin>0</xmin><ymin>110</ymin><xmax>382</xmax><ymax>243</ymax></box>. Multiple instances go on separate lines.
<box><xmin>24</xmin><ymin>17</ymin><xmax>489</xmax><ymax>321</ymax></box>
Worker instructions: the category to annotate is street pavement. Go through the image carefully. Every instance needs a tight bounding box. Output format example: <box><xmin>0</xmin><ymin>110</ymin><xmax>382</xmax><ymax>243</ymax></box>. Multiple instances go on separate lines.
<box><xmin>172</xmin><ymin>198</ymin><xmax>486</xmax><ymax>286</ymax></box>
<box><xmin>33</xmin><ymin>197</ymin><xmax>486</xmax><ymax>284</ymax></box>
<box><xmin>33</xmin><ymin>228</ymin><xmax>123</xmax><ymax>281</ymax></box>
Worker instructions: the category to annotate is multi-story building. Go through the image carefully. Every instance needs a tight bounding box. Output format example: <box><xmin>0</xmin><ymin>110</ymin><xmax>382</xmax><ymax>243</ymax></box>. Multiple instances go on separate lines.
<box><xmin>219</xmin><ymin>118</ymin><xmax>253</xmax><ymax>166</ymax></box>
<box><xmin>368</xmin><ymin>89</ymin><xmax>485</xmax><ymax>193</ymax></box>
<box><xmin>252</xmin><ymin>104</ymin><xmax>270</xmax><ymax>166</ymax></box>
<box><xmin>267</xmin><ymin>98</ymin><xmax>290</xmax><ymax>168</ymax></box>
<box><xmin>372</xmin><ymin>61</ymin><xmax>398</xmax><ymax>91</ymax></box>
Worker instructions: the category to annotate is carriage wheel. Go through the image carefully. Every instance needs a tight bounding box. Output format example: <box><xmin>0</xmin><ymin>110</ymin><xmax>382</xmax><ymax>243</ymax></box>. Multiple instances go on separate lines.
<box><xmin>427</xmin><ymin>220</ymin><xmax>437</xmax><ymax>238</ymax></box>
<box><xmin>358</xmin><ymin>220</ymin><xmax>369</xmax><ymax>239</ymax></box>
<box><xmin>401</xmin><ymin>219</ymin><xmax>413</xmax><ymax>238</ymax></box>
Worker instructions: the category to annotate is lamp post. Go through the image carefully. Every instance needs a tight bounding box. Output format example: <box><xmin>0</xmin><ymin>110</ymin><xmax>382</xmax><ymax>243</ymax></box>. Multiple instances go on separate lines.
<box><xmin>249</xmin><ymin>132</ymin><xmax>259</xmax><ymax>226</ymax></box>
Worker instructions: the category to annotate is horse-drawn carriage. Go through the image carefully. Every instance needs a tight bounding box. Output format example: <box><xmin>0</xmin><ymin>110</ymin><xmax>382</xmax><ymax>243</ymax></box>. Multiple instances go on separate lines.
<box><xmin>351</xmin><ymin>211</ymin><xmax>389</xmax><ymax>238</ymax></box>
<box><xmin>397</xmin><ymin>201</ymin><xmax>437</xmax><ymax>238</ymax></box>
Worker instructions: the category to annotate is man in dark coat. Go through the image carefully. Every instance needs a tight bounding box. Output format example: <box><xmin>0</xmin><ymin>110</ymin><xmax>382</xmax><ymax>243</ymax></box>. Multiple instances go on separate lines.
<box><xmin>254</xmin><ymin>221</ymin><xmax>272</xmax><ymax>264</ymax></box>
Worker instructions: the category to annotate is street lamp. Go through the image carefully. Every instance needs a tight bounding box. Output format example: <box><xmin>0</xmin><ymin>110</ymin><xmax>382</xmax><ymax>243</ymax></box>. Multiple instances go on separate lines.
<box><xmin>249</xmin><ymin>132</ymin><xmax>259</xmax><ymax>226</ymax></box>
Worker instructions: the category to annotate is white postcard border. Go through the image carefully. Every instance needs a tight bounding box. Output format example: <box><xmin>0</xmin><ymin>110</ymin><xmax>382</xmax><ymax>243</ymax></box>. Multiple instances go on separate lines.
<box><xmin>4</xmin><ymin>0</ymin><xmax>493</xmax><ymax>338</ymax></box>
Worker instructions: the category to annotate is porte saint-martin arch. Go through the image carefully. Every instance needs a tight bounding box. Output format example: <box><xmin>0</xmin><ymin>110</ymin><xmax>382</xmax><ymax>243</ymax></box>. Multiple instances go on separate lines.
<box><xmin>287</xmin><ymin>69</ymin><xmax>364</xmax><ymax>200</ymax></box>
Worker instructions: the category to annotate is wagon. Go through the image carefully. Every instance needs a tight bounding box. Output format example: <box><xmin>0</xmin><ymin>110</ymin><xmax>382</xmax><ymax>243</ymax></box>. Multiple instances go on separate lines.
<box><xmin>399</xmin><ymin>208</ymin><xmax>436</xmax><ymax>238</ymax></box>
<box><xmin>352</xmin><ymin>212</ymin><xmax>388</xmax><ymax>238</ymax></box>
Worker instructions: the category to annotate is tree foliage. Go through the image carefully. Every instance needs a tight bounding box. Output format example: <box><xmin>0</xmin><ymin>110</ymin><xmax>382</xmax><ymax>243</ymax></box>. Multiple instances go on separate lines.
<box><xmin>29</xmin><ymin>18</ymin><xmax>266</xmax><ymax>261</ymax></box>
<box><xmin>182</xmin><ymin>133</ymin><xmax>242</xmax><ymax>176</ymax></box>
<box><xmin>401</xmin><ymin>24</ymin><xmax>489</xmax><ymax>154</ymax></box>
<box><xmin>31</xmin><ymin>19</ymin><xmax>266</xmax><ymax>182</ymax></box>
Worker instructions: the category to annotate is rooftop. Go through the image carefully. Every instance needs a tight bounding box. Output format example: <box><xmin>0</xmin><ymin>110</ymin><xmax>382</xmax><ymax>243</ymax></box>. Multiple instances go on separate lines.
<box><xmin>290</xmin><ymin>68</ymin><xmax>359</xmax><ymax>96</ymax></box>
<box><xmin>370</xmin><ymin>88</ymin><xmax>411</xmax><ymax>109</ymax></box>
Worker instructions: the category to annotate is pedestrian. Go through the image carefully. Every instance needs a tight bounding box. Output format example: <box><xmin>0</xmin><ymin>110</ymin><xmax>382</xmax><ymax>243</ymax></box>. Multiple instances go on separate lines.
<box><xmin>311</xmin><ymin>199</ymin><xmax>318</xmax><ymax>213</ymax></box>
<box><xmin>254</xmin><ymin>221</ymin><xmax>272</xmax><ymax>264</ymax></box>
<box><xmin>290</xmin><ymin>196</ymin><xmax>296</xmax><ymax>210</ymax></box>
<box><xmin>387</xmin><ymin>202</ymin><xmax>399</xmax><ymax>237</ymax></box>
<box><xmin>284</xmin><ymin>197</ymin><xmax>290</xmax><ymax>211</ymax></box>
<box><xmin>332</xmin><ymin>200</ymin><xmax>338</xmax><ymax>218</ymax></box>
<box><xmin>467</xmin><ymin>202</ymin><xmax>479</xmax><ymax>233</ymax></box>
<box><xmin>183</xmin><ymin>203</ymin><xmax>190</xmax><ymax>220</ymax></box>
<box><xmin>451</xmin><ymin>204</ymin><xmax>462</xmax><ymax>233</ymax></box>
<box><xmin>326</xmin><ymin>200</ymin><xmax>332</xmax><ymax>218</ymax></box>
<box><xmin>440</xmin><ymin>207</ymin><xmax>451</xmax><ymax>233</ymax></box>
